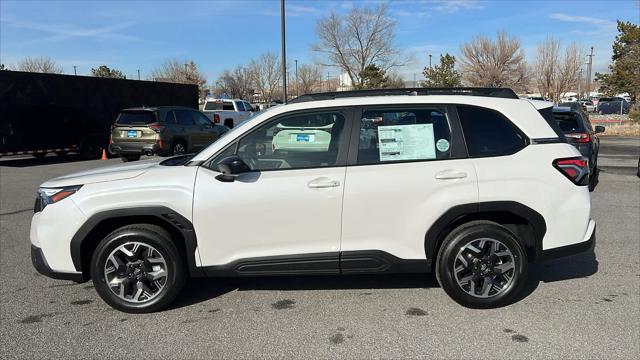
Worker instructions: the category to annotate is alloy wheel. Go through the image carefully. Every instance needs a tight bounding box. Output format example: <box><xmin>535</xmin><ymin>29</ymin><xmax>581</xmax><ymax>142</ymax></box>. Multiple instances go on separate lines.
<box><xmin>453</xmin><ymin>238</ymin><xmax>516</xmax><ymax>298</ymax></box>
<box><xmin>173</xmin><ymin>143</ymin><xmax>186</xmax><ymax>155</ymax></box>
<box><xmin>103</xmin><ymin>242</ymin><xmax>168</xmax><ymax>303</ymax></box>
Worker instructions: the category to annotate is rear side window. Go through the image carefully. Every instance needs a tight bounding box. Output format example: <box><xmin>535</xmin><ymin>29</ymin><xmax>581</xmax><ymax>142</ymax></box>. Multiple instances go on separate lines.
<box><xmin>174</xmin><ymin>110</ymin><xmax>195</xmax><ymax>125</ymax></box>
<box><xmin>457</xmin><ymin>105</ymin><xmax>526</xmax><ymax>157</ymax></box>
<box><xmin>116</xmin><ymin>111</ymin><xmax>156</xmax><ymax>125</ymax></box>
<box><xmin>538</xmin><ymin>106</ymin><xmax>565</xmax><ymax>138</ymax></box>
<box><xmin>357</xmin><ymin>107</ymin><xmax>452</xmax><ymax>164</ymax></box>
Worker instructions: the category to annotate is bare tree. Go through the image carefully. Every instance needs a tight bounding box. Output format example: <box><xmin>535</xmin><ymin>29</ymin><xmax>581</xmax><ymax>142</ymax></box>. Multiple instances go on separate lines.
<box><xmin>150</xmin><ymin>59</ymin><xmax>207</xmax><ymax>93</ymax></box>
<box><xmin>533</xmin><ymin>37</ymin><xmax>584</xmax><ymax>102</ymax></box>
<box><xmin>459</xmin><ymin>31</ymin><xmax>529</xmax><ymax>90</ymax></box>
<box><xmin>312</xmin><ymin>3</ymin><xmax>401</xmax><ymax>89</ymax></box>
<box><xmin>296</xmin><ymin>64</ymin><xmax>322</xmax><ymax>95</ymax></box>
<box><xmin>533</xmin><ymin>36</ymin><xmax>560</xmax><ymax>100</ymax></box>
<box><xmin>16</xmin><ymin>56</ymin><xmax>63</xmax><ymax>73</ymax></box>
<box><xmin>249</xmin><ymin>52</ymin><xmax>281</xmax><ymax>102</ymax></box>
<box><xmin>215</xmin><ymin>66</ymin><xmax>253</xmax><ymax>100</ymax></box>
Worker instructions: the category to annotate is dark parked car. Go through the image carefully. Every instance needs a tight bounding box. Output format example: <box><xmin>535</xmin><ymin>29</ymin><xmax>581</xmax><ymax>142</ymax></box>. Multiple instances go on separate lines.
<box><xmin>553</xmin><ymin>106</ymin><xmax>605</xmax><ymax>191</ymax></box>
<box><xmin>597</xmin><ymin>100</ymin><xmax>630</xmax><ymax>115</ymax></box>
<box><xmin>109</xmin><ymin>106</ymin><xmax>223</xmax><ymax>162</ymax></box>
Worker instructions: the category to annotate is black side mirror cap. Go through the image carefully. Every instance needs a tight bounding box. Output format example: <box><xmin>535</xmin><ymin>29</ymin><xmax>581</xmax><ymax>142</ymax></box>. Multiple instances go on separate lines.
<box><xmin>215</xmin><ymin>155</ymin><xmax>250</xmax><ymax>182</ymax></box>
<box><xmin>595</xmin><ymin>125</ymin><xmax>605</xmax><ymax>133</ymax></box>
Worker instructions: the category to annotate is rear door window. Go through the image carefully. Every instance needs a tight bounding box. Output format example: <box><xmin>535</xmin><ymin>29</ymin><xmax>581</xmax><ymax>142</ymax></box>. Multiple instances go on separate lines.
<box><xmin>174</xmin><ymin>110</ymin><xmax>195</xmax><ymax>126</ymax></box>
<box><xmin>457</xmin><ymin>105</ymin><xmax>526</xmax><ymax>157</ymax></box>
<box><xmin>223</xmin><ymin>102</ymin><xmax>235</xmax><ymax>111</ymax></box>
<box><xmin>116</xmin><ymin>111</ymin><xmax>156</xmax><ymax>125</ymax></box>
<box><xmin>357</xmin><ymin>107</ymin><xmax>452</xmax><ymax>164</ymax></box>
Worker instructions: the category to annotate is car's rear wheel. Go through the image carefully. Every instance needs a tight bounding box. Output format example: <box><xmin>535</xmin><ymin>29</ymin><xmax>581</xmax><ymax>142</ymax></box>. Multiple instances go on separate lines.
<box><xmin>172</xmin><ymin>141</ymin><xmax>187</xmax><ymax>155</ymax></box>
<box><xmin>91</xmin><ymin>224</ymin><xmax>186</xmax><ymax>313</ymax></box>
<box><xmin>436</xmin><ymin>221</ymin><xmax>527</xmax><ymax>309</ymax></box>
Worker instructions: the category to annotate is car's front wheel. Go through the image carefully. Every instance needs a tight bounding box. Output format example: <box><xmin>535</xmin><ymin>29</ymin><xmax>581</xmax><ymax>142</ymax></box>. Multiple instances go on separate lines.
<box><xmin>91</xmin><ymin>224</ymin><xmax>186</xmax><ymax>313</ymax></box>
<box><xmin>436</xmin><ymin>221</ymin><xmax>527</xmax><ymax>309</ymax></box>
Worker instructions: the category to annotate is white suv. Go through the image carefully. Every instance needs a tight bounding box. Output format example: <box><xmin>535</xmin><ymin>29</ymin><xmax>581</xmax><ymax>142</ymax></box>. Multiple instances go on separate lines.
<box><xmin>30</xmin><ymin>88</ymin><xmax>595</xmax><ymax>313</ymax></box>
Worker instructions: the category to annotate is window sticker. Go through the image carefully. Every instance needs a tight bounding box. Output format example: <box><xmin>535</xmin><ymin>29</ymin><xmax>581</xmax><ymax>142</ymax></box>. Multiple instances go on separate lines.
<box><xmin>378</xmin><ymin>124</ymin><xmax>436</xmax><ymax>161</ymax></box>
<box><xmin>436</xmin><ymin>138</ymin><xmax>450</xmax><ymax>152</ymax></box>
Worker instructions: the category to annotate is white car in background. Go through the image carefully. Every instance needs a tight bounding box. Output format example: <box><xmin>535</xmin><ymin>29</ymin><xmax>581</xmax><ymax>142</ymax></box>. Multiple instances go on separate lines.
<box><xmin>201</xmin><ymin>98</ymin><xmax>257</xmax><ymax>129</ymax></box>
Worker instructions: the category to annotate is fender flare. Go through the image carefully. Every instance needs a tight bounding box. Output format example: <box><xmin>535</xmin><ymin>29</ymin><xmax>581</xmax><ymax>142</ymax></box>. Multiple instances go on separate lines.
<box><xmin>424</xmin><ymin>201</ymin><xmax>546</xmax><ymax>262</ymax></box>
<box><xmin>70</xmin><ymin>206</ymin><xmax>202</xmax><ymax>277</ymax></box>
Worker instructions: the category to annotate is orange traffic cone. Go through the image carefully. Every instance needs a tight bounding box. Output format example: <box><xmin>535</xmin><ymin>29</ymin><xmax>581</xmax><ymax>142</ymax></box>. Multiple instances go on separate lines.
<box><xmin>101</xmin><ymin>149</ymin><xmax>108</xmax><ymax>160</ymax></box>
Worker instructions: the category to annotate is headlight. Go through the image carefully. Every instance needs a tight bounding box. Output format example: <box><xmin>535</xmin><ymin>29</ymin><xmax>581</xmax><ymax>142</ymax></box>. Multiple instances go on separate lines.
<box><xmin>35</xmin><ymin>185</ymin><xmax>82</xmax><ymax>212</ymax></box>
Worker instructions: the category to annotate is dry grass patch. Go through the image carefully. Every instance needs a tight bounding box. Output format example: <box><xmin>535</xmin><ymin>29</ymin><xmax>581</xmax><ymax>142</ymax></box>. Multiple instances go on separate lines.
<box><xmin>599</xmin><ymin>123</ymin><xmax>640</xmax><ymax>137</ymax></box>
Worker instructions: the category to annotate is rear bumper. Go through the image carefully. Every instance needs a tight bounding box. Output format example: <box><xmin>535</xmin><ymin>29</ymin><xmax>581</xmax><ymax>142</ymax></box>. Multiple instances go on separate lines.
<box><xmin>31</xmin><ymin>245</ymin><xmax>84</xmax><ymax>282</ymax></box>
<box><xmin>537</xmin><ymin>220</ymin><xmax>596</xmax><ymax>262</ymax></box>
<box><xmin>109</xmin><ymin>141</ymin><xmax>162</xmax><ymax>155</ymax></box>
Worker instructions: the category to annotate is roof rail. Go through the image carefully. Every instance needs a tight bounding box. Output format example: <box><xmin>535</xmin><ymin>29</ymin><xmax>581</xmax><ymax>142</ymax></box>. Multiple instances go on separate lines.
<box><xmin>289</xmin><ymin>87</ymin><xmax>519</xmax><ymax>103</ymax></box>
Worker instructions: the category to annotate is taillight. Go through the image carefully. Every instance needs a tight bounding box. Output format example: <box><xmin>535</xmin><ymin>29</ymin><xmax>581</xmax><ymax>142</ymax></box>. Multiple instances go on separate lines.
<box><xmin>148</xmin><ymin>124</ymin><xmax>165</xmax><ymax>133</ymax></box>
<box><xmin>213</xmin><ymin>114</ymin><xmax>220</xmax><ymax>124</ymax></box>
<box><xmin>565</xmin><ymin>132</ymin><xmax>590</xmax><ymax>143</ymax></box>
<box><xmin>553</xmin><ymin>157</ymin><xmax>589</xmax><ymax>186</ymax></box>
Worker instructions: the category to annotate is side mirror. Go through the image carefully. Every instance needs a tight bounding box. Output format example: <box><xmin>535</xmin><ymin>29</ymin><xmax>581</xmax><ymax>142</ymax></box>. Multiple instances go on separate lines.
<box><xmin>595</xmin><ymin>125</ymin><xmax>605</xmax><ymax>134</ymax></box>
<box><xmin>215</xmin><ymin>155</ymin><xmax>250</xmax><ymax>182</ymax></box>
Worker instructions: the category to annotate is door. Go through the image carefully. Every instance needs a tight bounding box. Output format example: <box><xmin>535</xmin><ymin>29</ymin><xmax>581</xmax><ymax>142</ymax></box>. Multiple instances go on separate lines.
<box><xmin>173</xmin><ymin>109</ymin><xmax>198</xmax><ymax>150</ymax></box>
<box><xmin>191</xmin><ymin>110</ymin><xmax>219</xmax><ymax>148</ymax></box>
<box><xmin>193</xmin><ymin>109</ymin><xmax>352</xmax><ymax>272</ymax></box>
<box><xmin>341</xmin><ymin>105</ymin><xmax>478</xmax><ymax>264</ymax></box>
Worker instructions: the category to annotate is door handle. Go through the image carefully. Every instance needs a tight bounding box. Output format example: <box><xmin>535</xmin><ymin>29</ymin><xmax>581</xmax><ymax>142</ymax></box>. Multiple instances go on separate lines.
<box><xmin>435</xmin><ymin>170</ymin><xmax>468</xmax><ymax>180</ymax></box>
<box><xmin>307</xmin><ymin>177</ymin><xmax>341</xmax><ymax>188</ymax></box>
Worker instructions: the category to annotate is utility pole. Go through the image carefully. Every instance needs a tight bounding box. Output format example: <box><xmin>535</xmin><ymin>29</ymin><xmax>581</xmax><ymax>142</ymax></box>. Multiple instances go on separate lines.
<box><xmin>137</xmin><ymin>69</ymin><xmax>141</xmax><ymax>80</ymax></box>
<box><xmin>184</xmin><ymin>63</ymin><xmax>188</xmax><ymax>83</ymax></box>
<box><xmin>327</xmin><ymin>71</ymin><xmax>330</xmax><ymax>92</ymax></box>
<box><xmin>280</xmin><ymin>0</ymin><xmax>287</xmax><ymax>103</ymax></box>
<box><xmin>73</xmin><ymin>66</ymin><xmax>77</xmax><ymax>76</ymax></box>
<box><xmin>294</xmin><ymin>59</ymin><xmax>298</xmax><ymax>97</ymax></box>
<box><xmin>586</xmin><ymin>47</ymin><xmax>594</xmax><ymax>99</ymax></box>
<box><xmin>413</xmin><ymin>73</ymin><xmax>416</xmax><ymax>87</ymax></box>
<box><xmin>429</xmin><ymin>54</ymin><xmax>432</xmax><ymax>69</ymax></box>
<box><xmin>577</xmin><ymin>68</ymin><xmax>583</xmax><ymax>99</ymax></box>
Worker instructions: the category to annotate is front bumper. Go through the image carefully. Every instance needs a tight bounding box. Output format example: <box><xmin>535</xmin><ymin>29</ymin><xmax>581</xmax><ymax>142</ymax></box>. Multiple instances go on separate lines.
<box><xmin>31</xmin><ymin>245</ymin><xmax>84</xmax><ymax>282</ymax></box>
<box><xmin>109</xmin><ymin>141</ymin><xmax>162</xmax><ymax>155</ymax></box>
<box><xmin>538</xmin><ymin>220</ymin><xmax>596</xmax><ymax>261</ymax></box>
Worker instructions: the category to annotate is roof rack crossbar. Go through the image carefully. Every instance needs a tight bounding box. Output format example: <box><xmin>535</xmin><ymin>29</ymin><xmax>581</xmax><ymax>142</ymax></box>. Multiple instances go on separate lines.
<box><xmin>288</xmin><ymin>87</ymin><xmax>519</xmax><ymax>103</ymax></box>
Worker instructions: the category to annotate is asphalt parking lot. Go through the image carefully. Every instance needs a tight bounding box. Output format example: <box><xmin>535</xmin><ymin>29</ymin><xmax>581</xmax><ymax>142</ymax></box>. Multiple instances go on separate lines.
<box><xmin>1</xmin><ymin>137</ymin><xmax>638</xmax><ymax>359</ymax></box>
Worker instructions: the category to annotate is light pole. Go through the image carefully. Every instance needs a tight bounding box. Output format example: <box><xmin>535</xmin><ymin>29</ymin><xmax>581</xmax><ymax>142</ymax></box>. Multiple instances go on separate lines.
<box><xmin>429</xmin><ymin>54</ymin><xmax>432</xmax><ymax>69</ymax></box>
<box><xmin>577</xmin><ymin>68</ymin><xmax>583</xmax><ymax>99</ymax></box>
<box><xmin>294</xmin><ymin>59</ymin><xmax>298</xmax><ymax>97</ymax></box>
<box><xmin>184</xmin><ymin>63</ymin><xmax>188</xmax><ymax>83</ymax></box>
<box><xmin>73</xmin><ymin>66</ymin><xmax>77</xmax><ymax>76</ymax></box>
<box><xmin>586</xmin><ymin>46</ymin><xmax>594</xmax><ymax>99</ymax></box>
<box><xmin>137</xmin><ymin>69</ymin><xmax>141</xmax><ymax>80</ymax></box>
<box><xmin>280</xmin><ymin>0</ymin><xmax>287</xmax><ymax>103</ymax></box>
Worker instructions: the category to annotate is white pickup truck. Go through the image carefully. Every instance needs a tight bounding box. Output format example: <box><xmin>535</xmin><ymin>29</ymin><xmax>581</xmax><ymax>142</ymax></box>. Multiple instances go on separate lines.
<box><xmin>201</xmin><ymin>99</ymin><xmax>257</xmax><ymax>128</ymax></box>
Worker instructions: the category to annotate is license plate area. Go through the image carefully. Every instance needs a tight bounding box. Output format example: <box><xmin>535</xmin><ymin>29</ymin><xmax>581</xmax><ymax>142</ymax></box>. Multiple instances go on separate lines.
<box><xmin>293</xmin><ymin>134</ymin><xmax>313</xmax><ymax>142</ymax></box>
<box><xmin>126</xmin><ymin>130</ymin><xmax>138</xmax><ymax>138</ymax></box>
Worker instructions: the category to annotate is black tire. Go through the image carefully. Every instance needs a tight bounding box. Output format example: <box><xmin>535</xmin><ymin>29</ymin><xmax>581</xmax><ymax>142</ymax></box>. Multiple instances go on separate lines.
<box><xmin>32</xmin><ymin>153</ymin><xmax>47</xmax><ymax>159</ymax></box>
<box><xmin>588</xmin><ymin>161</ymin><xmax>599</xmax><ymax>191</ymax></box>
<box><xmin>79</xmin><ymin>139</ymin><xmax>102</xmax><ymax>159</ymax></box>
<box><xmin>90</xmin><ymin>224</ymin><xmax>186</xmax><ymax>313</ymax></box>
<box><xmin>223</xmin><ymin>119</ymin><xmax>234</xmax><ymax>129</ymax></box>
<box><xmin>172</xmin><ymin>141</ymin><xmax>187</xmax><ymax>155</ymax></box>
<box><xmin>54</xmin><ymin>151</ymin><xmax>68</xmax><ymax>158</ymax></box>
<box><xmin>435</xmin><ymin>220</ymin><xmax>527</xmax><ymax>309</ymax></box>
<box><xmin>121</xmin><ymin>155</ymin><xmax>140</xmax><ymax>162</ymax></box>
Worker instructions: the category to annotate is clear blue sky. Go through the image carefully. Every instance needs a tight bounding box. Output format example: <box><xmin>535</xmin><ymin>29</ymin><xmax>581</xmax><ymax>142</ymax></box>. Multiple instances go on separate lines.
<box><xmin>1</xmin><ymin>0</ymin><xmax>638</xmax><ymax>83</ymax></box>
